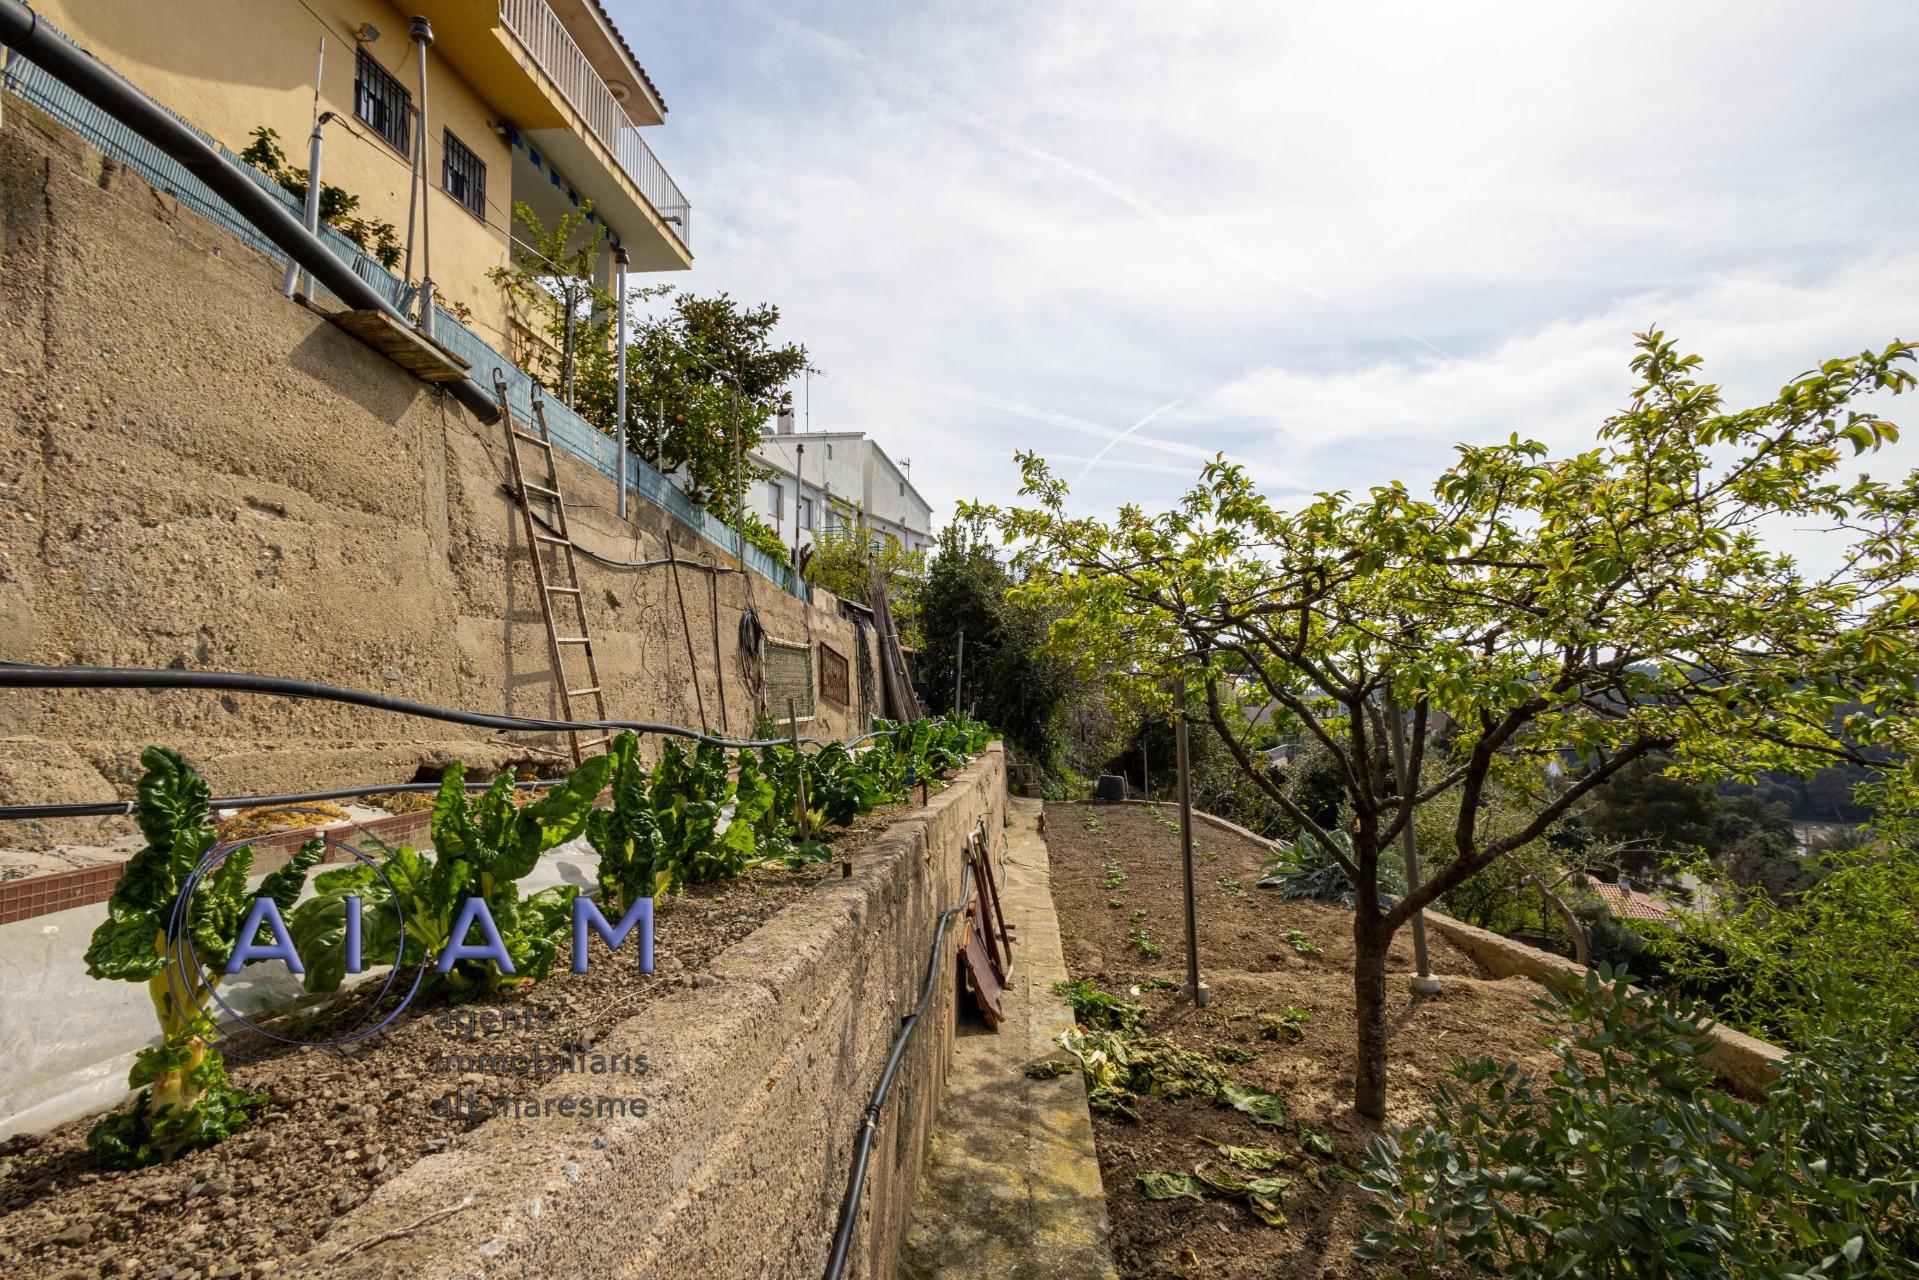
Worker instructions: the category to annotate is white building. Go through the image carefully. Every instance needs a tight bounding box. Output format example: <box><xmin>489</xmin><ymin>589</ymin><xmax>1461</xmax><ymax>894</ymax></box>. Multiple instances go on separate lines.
<box><xmin>750</xmin><ymin>429</ymin><xmax>935</xmax><ymax>556</ymax></box>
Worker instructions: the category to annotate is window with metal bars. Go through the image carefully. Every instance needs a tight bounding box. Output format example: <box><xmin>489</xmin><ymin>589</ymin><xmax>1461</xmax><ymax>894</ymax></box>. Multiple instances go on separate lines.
<box><xmin>354</xmin><ymin>48</ymin><xmax>413</xmax><ymax>156</ymax></box>
<box><xmin>442</xmin><ymin>129</ymin><xmax>486</xmax><ymax>218</ymax></box>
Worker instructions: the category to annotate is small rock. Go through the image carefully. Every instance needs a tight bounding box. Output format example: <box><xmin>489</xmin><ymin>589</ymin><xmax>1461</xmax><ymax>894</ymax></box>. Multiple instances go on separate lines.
<box><xmin>691</xmin><ymin>973</ymin><xmax>715</xmax><ymax>989</ymax></box>
<box><xmin>479</xmin><ymin>1239</ymin><xmax>506</xmax><ymax>1258</ymax></box>
<box><xmin>562</xmin><ymin>1161</ymin><xmax>581</xmax><ymax>1182</ymax></box>
<box><xmin>334</xmin><ymin>1189</ymin><xmax>359</xmax><ymax>1213</ymax></box>
<box><xmin>51</xmin><ymin>1222</ymin><xmax>94</xmax><ymax>1246</ymax></box>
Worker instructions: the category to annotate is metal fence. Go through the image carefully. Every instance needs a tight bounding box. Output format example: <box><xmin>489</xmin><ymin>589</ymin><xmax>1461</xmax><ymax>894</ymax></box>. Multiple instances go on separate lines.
<box><xmin>497</xmin><ymin>0</ymin><xmax>691</xmax><ymax>246</ymax></box>
<box><xmin>1</xmin><ymin>31</ymin><xmax>800</xmax><ymax>599</ymax></box>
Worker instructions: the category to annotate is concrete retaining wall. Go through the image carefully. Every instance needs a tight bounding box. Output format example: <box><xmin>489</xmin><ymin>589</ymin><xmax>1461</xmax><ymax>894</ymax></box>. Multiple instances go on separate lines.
<box><xmin>1117</xmin><ymin>801</ymin><xmax>1789</xmax><ymax>1099</ymax></box>
<box><xmin>0</xmin><ymin>100</ymin><xmax>880</xmax><ymax>853</ymax></box>
<box><xmin>291</xmin><ymin>745</ymin><xmax>1006</xmax><ymax>1280</ymax></box>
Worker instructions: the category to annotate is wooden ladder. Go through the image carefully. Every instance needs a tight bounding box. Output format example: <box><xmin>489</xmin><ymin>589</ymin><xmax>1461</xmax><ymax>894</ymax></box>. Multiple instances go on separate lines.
<box><xmin>494</xmin><ymin>372</ymin><xmax>609</xmax><ymax>763</ymax></box>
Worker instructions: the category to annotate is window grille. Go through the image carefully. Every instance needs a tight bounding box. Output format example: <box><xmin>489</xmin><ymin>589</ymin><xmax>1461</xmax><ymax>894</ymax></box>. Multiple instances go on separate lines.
<box><xmin>765</xmin><ymin>640</ymin><xmax>814</xmax><ymax>719</ymax></box>
<box><xmin>442</xmin><ymin>129</ymin><xmax>486</xmax><ymax>218</ymax></box>
<box><xmin>355</xmin><ymin>48</ymin><xmax>413</xmax><ymax>155</ymax></box>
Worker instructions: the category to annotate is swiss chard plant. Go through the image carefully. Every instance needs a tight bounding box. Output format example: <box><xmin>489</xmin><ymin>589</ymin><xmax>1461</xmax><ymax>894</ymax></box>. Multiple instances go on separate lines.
<box><xmin>83</xmin><ymin>747</ymin><xmax>322</xmax><ymax>1168</ymax></box>
<box><xmin>586</xmin><ymin>731</ymin><xmax>670</xmax><ymax>913</ymax></box>
<box><xmin>289</xmin><ymin>757</ymin><xmax>608</xmax><ymax>997</ymax></box>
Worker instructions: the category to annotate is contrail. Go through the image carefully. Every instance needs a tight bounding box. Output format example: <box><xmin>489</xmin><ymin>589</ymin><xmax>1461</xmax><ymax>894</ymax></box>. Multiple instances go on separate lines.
<box><xmin>1074</xmin><ymin>395</ymin><xmax>1187</xmax><ymax>482</ymax></box>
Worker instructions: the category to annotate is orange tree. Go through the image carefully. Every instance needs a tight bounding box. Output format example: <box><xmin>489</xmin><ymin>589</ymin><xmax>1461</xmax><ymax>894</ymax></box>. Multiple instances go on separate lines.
<box><xmin>970</xmin><ymin>332</ymin><xmax>1919</xmax><ymax>1119</ymax></box>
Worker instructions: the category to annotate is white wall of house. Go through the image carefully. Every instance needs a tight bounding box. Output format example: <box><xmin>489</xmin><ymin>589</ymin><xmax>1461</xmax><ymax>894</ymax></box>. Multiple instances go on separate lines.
<box><xmin>751</xmin><ymin>432</ymin><xmax>934</xmax><ymax>555</ymax></box>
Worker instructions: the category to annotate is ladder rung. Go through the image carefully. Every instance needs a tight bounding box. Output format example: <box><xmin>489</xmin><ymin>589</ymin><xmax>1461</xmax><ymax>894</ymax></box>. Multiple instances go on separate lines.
<box><xmin>545</xmin><ymin>585</ymin><xmax>581</xmax><ymax>595</ymax></box>
<box><xmin>523</xmin><ymin>483</ymin><xmax>561</xmax><ymax>498</ymax></box>
<box><xmin>511</xmin><ymin>431</ymin><xmax>553</xmax><ymax>449</ymax></box>
<box><xmin>571</xmin><ymin>734</ymin><xmax>611</xmax><ymax>747</ymax></box>
<box><xmin>534</xmin><ymin>533</ymin><xmax>571</xmax><ymax>545</ymax></box>
<box><xmin>556</xmin><ymin>636</ymin><xmax>592</xmax><ymax>645</ymax></box>
<box><xmin>567</xmin><ymin>686</ymin><xmax>601</xmax><ymax>697</ymax></box>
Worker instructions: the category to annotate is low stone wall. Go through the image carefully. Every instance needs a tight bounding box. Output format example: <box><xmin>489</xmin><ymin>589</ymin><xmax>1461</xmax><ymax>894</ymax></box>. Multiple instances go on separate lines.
<box><xmin>1415</xmin><ymin>912</ymin><xmax>1786</xmax><ymax>1098</ymax></box>
<box><xmin>1117</xmin><ymin>801</ymin><xmax>1788</xmax><ymax>1099</ymax></box>
<box><xmin>291</xmin><ymin>745</ymin><xmax>1006</xmax><ymax>1280</ymax></box>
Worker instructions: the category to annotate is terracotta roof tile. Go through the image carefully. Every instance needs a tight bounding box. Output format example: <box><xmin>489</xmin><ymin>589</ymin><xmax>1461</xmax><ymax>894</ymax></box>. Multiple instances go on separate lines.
<box><xmin>1588</xmin><ymin>879</ymin><xmax>1674</xmax><ymax>922</ymax></box>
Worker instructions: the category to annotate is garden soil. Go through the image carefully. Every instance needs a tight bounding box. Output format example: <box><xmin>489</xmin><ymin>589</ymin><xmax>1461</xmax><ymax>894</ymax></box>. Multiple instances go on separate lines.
<box><xmin>1040</xmin><ymin>801</ymin><xmax>1568</xmax><ymax>1280</ymax></box>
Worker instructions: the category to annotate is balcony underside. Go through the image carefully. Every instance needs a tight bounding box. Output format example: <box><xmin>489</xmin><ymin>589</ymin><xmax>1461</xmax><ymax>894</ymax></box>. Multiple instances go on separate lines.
<box><xmin>413</xmin><ymin>0</ymin><xmax>690</xmax><ymax>271</ymax></box>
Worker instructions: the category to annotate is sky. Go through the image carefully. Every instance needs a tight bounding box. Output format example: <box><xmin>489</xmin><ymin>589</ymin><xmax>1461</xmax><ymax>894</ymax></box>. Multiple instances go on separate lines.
<box><xmin>609</xmin><ymin>0</ymin><xmax>1919</xmax><ymax>536</ymax></box>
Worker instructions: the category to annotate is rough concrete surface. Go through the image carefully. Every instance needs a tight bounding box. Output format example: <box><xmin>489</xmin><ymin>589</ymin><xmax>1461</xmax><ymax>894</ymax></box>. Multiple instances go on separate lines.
<box><xmin>278</xmin><ymin>747</ymin><xmax>1005</xmax><ymax>1280</ymax></box>
<box><xmin>900</xmin><ymin>796</ymin><xmax>1117</xmax><ymax>1280</ymax></box>
<box><xmin>0</xmin><ymin>99</ymin><xmax>880</xmax><ymax>850</ymax></box>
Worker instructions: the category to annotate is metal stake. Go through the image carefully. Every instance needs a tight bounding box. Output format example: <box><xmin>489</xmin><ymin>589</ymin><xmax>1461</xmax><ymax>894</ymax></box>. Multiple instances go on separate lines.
<box><xmin>1174</xmin><ymin>673</ymin><xmax>1209</xmax><ymax>1007</ymax></box>
<box><xmin>954</xmin><ymin>628</ymin><xmax>964</xmax><ymax>715</ymax></box>
<box><xmin>1384</xmin><ymin>690</ymin><xmax>1440</xmax><ymax>996</ymax></box>
<box><xmin>613</xmin><ymin>244</ymin><xmax>630</xmax><ymax>521</ymax></box>
<box><xmin>789</xmin><ymin>697</ymin><xmax>809</xmax><ymax>841</ymax></box>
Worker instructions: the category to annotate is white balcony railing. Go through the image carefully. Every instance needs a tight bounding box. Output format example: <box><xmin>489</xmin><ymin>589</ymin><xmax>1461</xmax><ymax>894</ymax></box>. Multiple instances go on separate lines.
<box><xmin>499</xmin><ymin>0</ymin><xmax>691</xmax><ymax>247</ymax></box>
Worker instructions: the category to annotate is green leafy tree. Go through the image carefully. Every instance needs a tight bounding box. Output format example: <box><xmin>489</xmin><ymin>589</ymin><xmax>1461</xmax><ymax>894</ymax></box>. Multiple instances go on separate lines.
<box><xmin>971</xmin><ymin>331</ymin><xmax>1919</xmax><ymax>1118</ymax></box>
<box><xmin>803</xmin><ymin>521</ymin><xmax>926</xmax><ymax>637</ymax></box>
<box><xmin>84</xmin><ymin>748</ymin><xmax>321</xmax><ymax>1167</ymax></box>
<box><xmin>918</xmin><ymin>519</ymin><xmax>1081</xmax><ymax>764</ymax></box>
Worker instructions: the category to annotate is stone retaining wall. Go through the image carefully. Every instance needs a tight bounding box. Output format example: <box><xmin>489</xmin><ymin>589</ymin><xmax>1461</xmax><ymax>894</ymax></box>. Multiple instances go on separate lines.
<box><xmin>290</xmin><ymin>745</ymin><xmax>1006</xmax><ymax>1280</ymax></box>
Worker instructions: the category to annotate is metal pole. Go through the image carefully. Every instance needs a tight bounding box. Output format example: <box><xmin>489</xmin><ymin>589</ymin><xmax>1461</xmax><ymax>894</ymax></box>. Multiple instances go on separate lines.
<box><xmin>1384</xmin><ymin>690</ymin><xmax>1440</xmax><ymax>995</ymax></box>
<box><xmin>409</xmin><ymin>16</ymin><xmax>435</xmax><ymax>341</ymax></box>
<box><xmin>954</xmin><ymin>629</ymin><xmax>964</xmax><ymax>714</ymax></box>
<box><xmin>792</xmin><ymin>441</ymin><xmax>805</xmax><ymax>575</ymax></box>
<box><xmin>1142</xmin><ymin>732</ymin><xmax>1150</xmax><ymax>801</ymax></box>
<box><xmin>732</xmin><ymin>381</ymin><xmax>747</xmax><ymax>563</ymax></box>
<box><xmin>613</xmin><ymin>245</ymin><xmax>630</xmax><ymax>521</ymax></box>
<box><xmin>1174</xmin><ymin>671</ymin><xmax>1208</xmax><ymax>1006</ymax></box>
<box><xmin>283</xmin><ymin>38</ymin><xmax>325</xmax><ymax>300</ymax></box>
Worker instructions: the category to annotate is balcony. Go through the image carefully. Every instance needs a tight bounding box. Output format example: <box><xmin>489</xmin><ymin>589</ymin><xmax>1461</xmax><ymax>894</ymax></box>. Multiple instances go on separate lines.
<box><xmin>496</xmin><ymin>0</ymin><xmax>691</xmax><ymax>251</ymax></box>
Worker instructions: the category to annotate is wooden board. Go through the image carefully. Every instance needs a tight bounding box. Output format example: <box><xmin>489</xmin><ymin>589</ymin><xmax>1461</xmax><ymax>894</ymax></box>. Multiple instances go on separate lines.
<box><xmin>330</xmin><ymin>309</ymin><xmax>472</xmax><ymax>382</ymax></box>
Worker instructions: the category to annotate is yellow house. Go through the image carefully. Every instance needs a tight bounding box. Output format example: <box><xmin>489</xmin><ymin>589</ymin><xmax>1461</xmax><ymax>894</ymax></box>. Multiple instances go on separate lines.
<box><xmin>27</xmin><ymin>0</ymin><xmax>692</xmax><ymax>349</ymax></box>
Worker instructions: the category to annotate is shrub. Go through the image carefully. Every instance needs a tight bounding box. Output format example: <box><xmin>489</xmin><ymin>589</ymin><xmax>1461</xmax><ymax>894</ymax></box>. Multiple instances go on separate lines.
<box><xmin>1256</xmin><ymin>831</ymin><xmax>1403</xmax><ymax>908</ymax></box>
<box><xmin>1355</xmin><ymin>966</ymin><xmax>1919</xmax><ymax>1277</ymax></box>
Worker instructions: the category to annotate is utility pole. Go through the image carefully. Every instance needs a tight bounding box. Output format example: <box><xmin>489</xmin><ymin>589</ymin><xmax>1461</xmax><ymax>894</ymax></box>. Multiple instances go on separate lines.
<box><xmin>282</xmin><ymin>38</ymin><xmax>326</xmax><ymax>301</ymax></box>
<box><xmin>1174</xmin><ymin>671</ymin><xmax>1208</xmax><ymax>1007</ymax></box>
<box><xmin>792</xmin><ymin>441</ymin><xmax>805</xmax><ymax>578</ymax></box>
<box><xmin>614</xmin><ymin>244</ymin><xmax>629</xmax><ymax>520</ymax></box>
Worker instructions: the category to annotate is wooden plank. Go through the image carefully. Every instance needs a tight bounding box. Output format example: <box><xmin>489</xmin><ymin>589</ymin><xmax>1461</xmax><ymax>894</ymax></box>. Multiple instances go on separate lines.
<box><xmin>330</xmin><ymin>309</ymin><xmax>471</xmax><ymax>382</ymax></box>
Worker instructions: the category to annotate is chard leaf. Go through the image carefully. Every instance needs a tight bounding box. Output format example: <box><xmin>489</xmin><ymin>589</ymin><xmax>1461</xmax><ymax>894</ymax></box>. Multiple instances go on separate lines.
<box><xmin>1218</xmin><ymin>1082</ymin><xmax>1289</xmax><ymax>1128</ymax></box>
<box><xmin>1137</xmin><ymin>1170</ymin><xmax>1208</xmax><ymax>1202</ymax></box>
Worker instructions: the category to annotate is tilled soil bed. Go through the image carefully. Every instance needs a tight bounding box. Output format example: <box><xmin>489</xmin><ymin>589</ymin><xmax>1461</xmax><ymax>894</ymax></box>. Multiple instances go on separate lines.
<box><xmin>1043</xmin><ymin>801</ymin><xmax>1565</xmax><ymax>1280</ymax></box>
<box><xmin>0</xmin><ymin>804</ymin><xmax>909</xmax><ymax>1279</ymax></box>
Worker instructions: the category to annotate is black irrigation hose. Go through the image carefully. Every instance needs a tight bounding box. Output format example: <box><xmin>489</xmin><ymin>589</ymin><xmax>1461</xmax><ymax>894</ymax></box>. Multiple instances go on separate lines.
<box><xmin>1</xmin><ymin>777</ymin><xmax>567</xmax><ymax>821</ymax></box>
<box><xmin>511</xmin><ymin>489</ymin><xmax>742</xmax><ymax>575</ymax></box>
<box><xmin>821</xmin><ymin>856</ymin><xmax>976</xmax><ymax>1280</ymax></box>
<box><xmin>0</xmin><ymin>663</ymin><xmax>818</xmax><ymax>749</ymax></box>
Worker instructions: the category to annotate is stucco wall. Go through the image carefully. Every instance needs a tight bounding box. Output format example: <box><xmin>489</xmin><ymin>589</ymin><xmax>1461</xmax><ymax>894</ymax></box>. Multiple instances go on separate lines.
<box><xmin>33</xmin><ymin>0</ymin><xmax>520</xmax><ymax>346</ymax></box>
<box><xmin>292</xmin><ymin>744</ymin><xmax>1006</xmax><ymax>1279</ymax></box>
<box><xmin>0</xmin><ymin>100</ymin><xmax>875</xmax><ymax>849</ymax></box>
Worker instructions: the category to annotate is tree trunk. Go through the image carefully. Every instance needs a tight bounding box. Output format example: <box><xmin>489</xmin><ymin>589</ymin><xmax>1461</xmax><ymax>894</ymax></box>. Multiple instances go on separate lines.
<box><xmin>1353</xmin><ymin>909</ymin><xmax>1391</xmax><ymax>1121</ymax></box>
